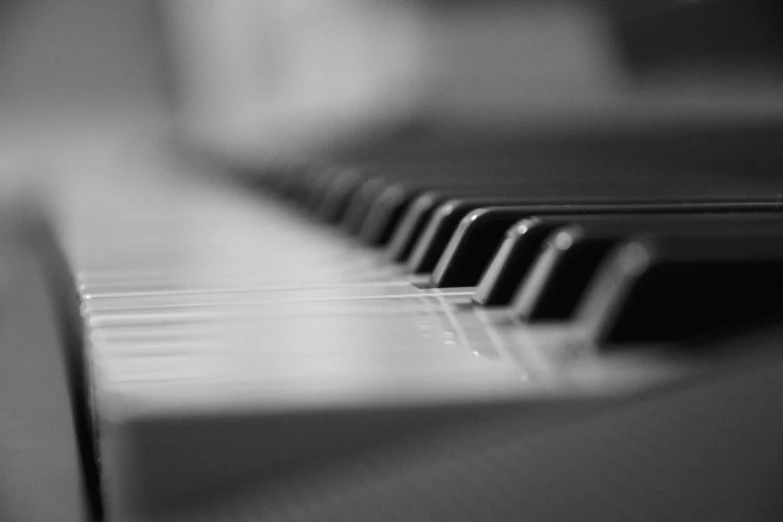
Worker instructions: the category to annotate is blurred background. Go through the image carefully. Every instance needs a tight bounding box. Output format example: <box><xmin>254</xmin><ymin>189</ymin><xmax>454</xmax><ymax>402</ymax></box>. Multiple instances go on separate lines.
<box><xmin>1</xmin><ymin>1</ymin><xmax>783</xmax><ymax>182</ymax></box>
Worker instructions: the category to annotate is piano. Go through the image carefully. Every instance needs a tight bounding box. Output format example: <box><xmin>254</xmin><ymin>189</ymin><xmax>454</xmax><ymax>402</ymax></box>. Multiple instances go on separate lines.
<box><xmin>6</xmin><ymin>0</ymin><xmax>783</xmax><ymax>520</ymax></box>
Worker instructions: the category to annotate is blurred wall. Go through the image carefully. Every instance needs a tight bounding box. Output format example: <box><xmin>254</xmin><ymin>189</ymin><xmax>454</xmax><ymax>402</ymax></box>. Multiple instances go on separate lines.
<box><xmin>0</xmin><ymin>0</ymin><xmax>166</xmax><ymax>115</ymax></box>
<box><xmin>0</xmin><ymin>0</ymin><xmax>173</xmax><ymax>198</ymax></box>
<box><xmin>163</xmin><ymin>0</ymin><xmax>623</xmax><ymax>164</ymax></box>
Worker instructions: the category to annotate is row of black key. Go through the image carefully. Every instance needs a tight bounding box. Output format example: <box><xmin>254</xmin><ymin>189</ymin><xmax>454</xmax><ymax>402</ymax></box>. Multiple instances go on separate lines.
<box><xmin>254</xmin><ymin>151</ymin><xmax>783</xmax><ymax>347</ymax></box>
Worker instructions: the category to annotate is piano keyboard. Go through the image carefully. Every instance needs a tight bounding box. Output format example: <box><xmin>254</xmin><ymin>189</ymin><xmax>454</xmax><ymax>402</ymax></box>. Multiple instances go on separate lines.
<box><xmin>58</xmin><ymin>129</ymin><xmax>783</xmax><ymax>520</ymax></box>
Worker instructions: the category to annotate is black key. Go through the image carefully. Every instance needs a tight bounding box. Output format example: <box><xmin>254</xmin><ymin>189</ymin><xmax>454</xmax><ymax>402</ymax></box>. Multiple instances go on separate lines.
<box><xmin>576</xmin><ymin>232</ymin><xmax>783</xmax><ymax>346</ymax></box>
<box><xmin>360</xmin><ymin>181</ymin><xmax>572</xmax><ymax>248</ymax></box>
<box><xmin>472</xmin><ymin>216</ymin><xmax>602</xmax><ymax>306</ymax></box>
<box><xmin>435</xmin><ymin>201</ymin><xmax>783</xmax><ymax>288</ymax></box>
<box><xmin>385</xmin><ymin>191</ymin><xmax>447</xmax><ymax>263</ymax></box>
<box><xmin>340</xmin><ymin>177</ymin><xmax>391</xmax><ymax>234</ymax></box>
<box><xmin>339</xmin><ymin>169</ymin><xmax>527</xmax><ymax>237</ymax></box>
<box><xmin>407</xmin><ymin>198</ymin><xmax>537</xmax><ymax>275</ymax></box>
<box><xmin>427</xmin><ymin>201</ymin><xmax>651</xmax><ymax>288</ymax></box>
<box><xmin>358</xmin><ymin>183</ymin><xmax>415</xmax><ymax>247</ymax></box>
<box><xmin>431</xmin><ymin>207</ymin><xmax>561</xmax><ymax>288</ymax></box>
<box><xmin>514</xmin><ymin>214</ymin><xmax>783</xmax><ymax>322</ymax></box>
<box><xmin>315</xmin><ymin>169</ymin><xmax>366</xmax><ymax>223</ymax></box>
<box><xmin>323</xmin><ymin>147</ymin><xmax>783</xmax><ymax>235</ymax></box>
<box><xmin>512</xmin><ymin>225</ymin><xmax>618</xmax><ymax>322</ymax></box>
<box><xmin>472</xmin><ymin>204</ymin><xmax>783</xmax><ymax>306</ymax></box>
<box><xmin>357</xmin><ymin>182</ymin><xmax>517</xmax><ymax>248</ymax></box>
<box><xmin>473</xmin><ymin>220</ymin><xmax>536</xmax><ymax>307</ymax></box>
<box><xmin>421</xmin><ymin>199</ymin><xmax>661</xmax><ymax>288</ymax></box>
<box><xmin>338</xmin><ymin>155</ymin><xmax>703</xmax><ymax>240</ymax></box>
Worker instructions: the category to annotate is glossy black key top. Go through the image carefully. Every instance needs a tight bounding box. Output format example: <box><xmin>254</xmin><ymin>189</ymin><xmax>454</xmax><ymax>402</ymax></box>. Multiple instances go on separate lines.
<box><xmin>525</xmin><ymin>228</ymin><xmax>608</xmax><ymax>321</ymax></box>
<box><xmin>427</xmin><ymin>202</ymin><xmax>637</xmax><ymax>284</ymax></box>
<box><xmin>385</xmin><ymin>191</ymin><xmax>447</xmax><ymax>263</ymax></box>
<box><xmin>512</xmin><ymin>225</ymin><xmax>619</xmax><ymax>322</ymax></box>
<box><xmin>382</xmin><ymin>188</ymin><xmax>530</xmax><ymax>261</ymax></box>
<box><xmin>514</xmin><ymin>214</ymin><xmax>783</xmax><ymax>322</ymax></box>
<box><xmin>473</xmin><ymin>220</ymin><xmax>540</xmax><ymax>306</ymax></box>
<box><xmin>431</xmin><ymin>207</ymin><xmax>566</xmax><ymax>288</ymax></box>
<box><xmin>342</xmin><ymin>155</ymin><xmax>661</xmax><ymax>242</ymax></box>
<box><xmin>470</xmin><ymin>214</ymin><xmax>628</xmax><ymax>306</ymax></box>
<box><xmin>472</xmin><ymin>203</ymin><xmax>783</xmax><ymax>305</ymax></box>
<box><xmin>435</xmin><ymin>201</ymin><xmax>783</xmax><ymax>288</ymax></box>
<box><xmin>576</xmin><ymin>232</ymin><xmax>783</xmax><ymax>346</ymax></box>
<box><xmin>357</xmin><ymin>182</ymin><xmax>516</xmax><ymax>248</ymax></box>
<box><xmin>407</xmin><ymin>197</ymin><xmax>539</xmax><ymax>275</ymax></box>
<box><xmin>341</xmin><ymin>168</ymin><xmax>506</xmax><ymax>236</ymax></box>
<box><xmin>417</xmin><ymin>199</ymin><xmax>638</xmax><ymax>284</ymax></box>
<box><xmin>359</xmin><ymin>181</ymin><xmax>570</xmax><ymax>248</ymax></box>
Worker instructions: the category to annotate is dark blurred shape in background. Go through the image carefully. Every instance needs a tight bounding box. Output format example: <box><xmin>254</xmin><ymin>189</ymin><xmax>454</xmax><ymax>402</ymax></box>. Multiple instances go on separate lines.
<box><xmin>1</xmin><ymin>0</ymin><xmax>783</xmax><ymax>169</ymax></box>
<box><xmin>156</xmin><ymin>0</ymin><xmax>783</xmax><ymax>165</ymax></box>
<box><xmin>607</xmin><ymin>0</ymin><xmax>783</xmax><ymax>77</ymax></box>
